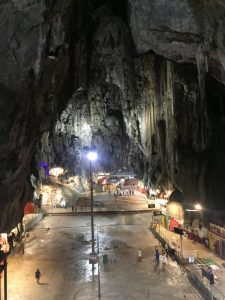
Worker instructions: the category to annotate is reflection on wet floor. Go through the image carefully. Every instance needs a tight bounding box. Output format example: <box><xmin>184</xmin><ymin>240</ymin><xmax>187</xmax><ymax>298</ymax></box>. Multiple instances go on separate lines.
<box><xmin>7</xmin><ymin>213</ymin><xmax>201</xmax><ymax>300</ymax></box>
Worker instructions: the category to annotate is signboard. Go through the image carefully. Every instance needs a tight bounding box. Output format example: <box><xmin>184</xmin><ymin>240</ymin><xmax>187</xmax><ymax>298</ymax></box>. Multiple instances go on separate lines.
<box><xmin>174</xmin><ymin>227</ymin><xmax>184</xmax><ymax>235</ymax></box>
<box><xmin>148</xmin><ymin>204</ymin><xmax>155</xmax><ymax>208</ymax></box>
<box><xmin>153</xmin><ymin>211</ymin><xmax>162</xmax><ymax>216</ymax></box>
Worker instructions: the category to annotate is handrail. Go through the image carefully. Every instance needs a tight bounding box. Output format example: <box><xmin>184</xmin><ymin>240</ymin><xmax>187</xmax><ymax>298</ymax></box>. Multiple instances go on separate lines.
<box><xmin>150</xmin><ymin>226</ymin><xmax>225</xmax><ymax>300</ymax></box>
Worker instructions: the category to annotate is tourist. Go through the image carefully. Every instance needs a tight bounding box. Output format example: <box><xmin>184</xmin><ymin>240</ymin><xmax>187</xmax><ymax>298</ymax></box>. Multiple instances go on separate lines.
<box><xmin>35</xmin><ymin>269</ymin><xmax>41</xmax><ymax>284</ymax></box>
<box><xmin>137</xmin><ymin>250</ymin><xmax>142</xmax><ymax>262</ymax></box>
<box><xmin>161</xmin><ymin>253</ymin><xmax>167</xmax><ymax>271</ymax></box>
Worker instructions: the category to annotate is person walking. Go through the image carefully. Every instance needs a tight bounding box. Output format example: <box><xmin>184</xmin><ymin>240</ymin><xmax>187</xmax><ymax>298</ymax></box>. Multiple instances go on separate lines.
<box><xmin>155</xmin><ymin>249</ymin><xmax>160</xmax><ymax>263</ymax></box>
<box><xmin>161</xmin><ymin>253</ymin><xmax>167</xmax><ymax>271</ymax></box>
<box><xmin>164</xmin><ymin>243</ymin><xmax>169</xmax><ymax>256</ymax></box>
<box><xmin>137</xmin><ymin>250</ymin><xmax>142</xmax><ymax>262</ymax></box>
<box><xmin>170</xmin><ymin>245</ymin><xmax>176</xmax><ymax>260</ymax></box>
<box><xmin>154</xmin><ymin>248</ymin><xmax>160</xmax><ymax>271</ymax></box>
<box><xmin>35</xmin><ymin>269</ymin><xmax>41</xmax><ymax>284</ymax></box>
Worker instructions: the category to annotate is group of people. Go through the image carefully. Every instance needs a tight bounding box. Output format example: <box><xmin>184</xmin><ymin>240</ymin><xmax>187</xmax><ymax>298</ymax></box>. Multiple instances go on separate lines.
<box><xmin>155</xmin><ymin>246</ymin><xmax>168</xmax><ymax>271</ymax></box>
<box><xmin>137</xmin><ymin>244</ymin><xmax>173</xmax><ymax>271</ymax></box>
<box><xmin>34</xmin><ymin>243</ymin><xmax>174</xmax><ymax>285</ymax></box>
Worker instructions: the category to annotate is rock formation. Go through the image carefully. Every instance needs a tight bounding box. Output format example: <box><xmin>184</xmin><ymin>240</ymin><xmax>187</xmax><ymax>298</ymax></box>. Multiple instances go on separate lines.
<box><xmin>1</xmin><ymin>0</ymin><xmax>225</xmax><ymax>231</ymax></box>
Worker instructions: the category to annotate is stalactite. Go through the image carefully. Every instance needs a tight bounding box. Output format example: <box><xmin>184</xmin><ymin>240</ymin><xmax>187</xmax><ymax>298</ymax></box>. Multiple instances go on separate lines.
<box><xmin>196</xmin><ymin>45</ymin><xmax>208</xmax><ymax>100</ymax></box>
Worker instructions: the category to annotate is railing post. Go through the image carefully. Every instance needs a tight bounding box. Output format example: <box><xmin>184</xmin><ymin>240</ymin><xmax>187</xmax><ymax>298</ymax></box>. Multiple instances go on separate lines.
<box><xmin>211</xmin><ymin>284</ymin><xmax>213</xmax><ymax>300</ymax></box>
<box><xmin>97</xmin><ymin>227</ymin><xmax>101</xmax><ymax>299</ymax></box>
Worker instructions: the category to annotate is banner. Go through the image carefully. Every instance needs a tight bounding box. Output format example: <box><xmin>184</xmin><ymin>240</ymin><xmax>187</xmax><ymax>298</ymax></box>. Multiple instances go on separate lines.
<box><xmin>0</xmin><ymin>233</ymin><xmax>9</xmax><ymax>253</ymax></box>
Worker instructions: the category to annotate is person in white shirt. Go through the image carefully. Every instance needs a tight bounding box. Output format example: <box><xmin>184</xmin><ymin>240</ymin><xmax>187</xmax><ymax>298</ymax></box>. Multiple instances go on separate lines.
<box><xmin>161</xmin><ymin>253</ymin><xmax>167</xmax><ymax>271</ymax></box>
<box><xmin>137</xmin><ymin>250</ymin><xmax>142</xmax><ymax>262</ymax></box>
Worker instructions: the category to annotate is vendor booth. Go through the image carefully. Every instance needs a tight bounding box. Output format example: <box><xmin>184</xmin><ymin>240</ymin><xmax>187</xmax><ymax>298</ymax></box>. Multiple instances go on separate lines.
<box><xmin>209</xmin><ymin>223</ymin><xmax>225</xmax><ymax>259</ymax></box>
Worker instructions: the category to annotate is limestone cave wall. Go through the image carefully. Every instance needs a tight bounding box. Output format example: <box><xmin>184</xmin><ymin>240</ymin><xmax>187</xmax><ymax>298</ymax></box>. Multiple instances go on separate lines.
<box><xmin>1</xmin><ymin>0</ymin><xmax>225</xmax><ymax>231</ymax></box>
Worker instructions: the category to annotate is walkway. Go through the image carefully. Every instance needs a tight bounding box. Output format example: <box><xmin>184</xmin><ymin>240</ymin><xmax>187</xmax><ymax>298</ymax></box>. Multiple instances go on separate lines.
<box><xmin>43</xmin><ymin>191</ymin><xmax>150</xmax><ymax>213</ymax></box>
<box><xmin>6</xmin><ymin>214</ymin><xmax>201</xmax><ymax>300</ymax></box>
<box><xmin>154</xmin><ymin>225</ymin><xmax>225</xmax><ymax>298</ymax></box>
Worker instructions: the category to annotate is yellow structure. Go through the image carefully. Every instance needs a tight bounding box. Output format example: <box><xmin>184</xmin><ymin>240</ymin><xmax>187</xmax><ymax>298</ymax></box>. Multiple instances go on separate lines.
<box><xmin>208</xmin><ymin>223</ymin><xmax>225</xmax><ymax>259</ymax></box>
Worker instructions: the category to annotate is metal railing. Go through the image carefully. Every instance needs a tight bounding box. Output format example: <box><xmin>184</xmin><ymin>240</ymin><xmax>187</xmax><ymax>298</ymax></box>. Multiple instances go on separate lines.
<box><xmin>152</xmin><ymin>226</ymin><xmax>199</xmax><ymax>262</ymax></box>
<box><xmin>189</xmin><ymin>265</ymin><xmax>225</xmax><ymax>300</ymax></box>
<box><xmin>150</xmin><ymin>227</ymin><xmax>225</xmax><ymax>300</ymax></box>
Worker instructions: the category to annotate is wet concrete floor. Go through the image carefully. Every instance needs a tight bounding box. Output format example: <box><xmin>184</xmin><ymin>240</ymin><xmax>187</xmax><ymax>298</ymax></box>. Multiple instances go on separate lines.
<box><xmin>7</xmin><ymin>213</ymin><xmax>202</xmax><ymax>300</ymax></box>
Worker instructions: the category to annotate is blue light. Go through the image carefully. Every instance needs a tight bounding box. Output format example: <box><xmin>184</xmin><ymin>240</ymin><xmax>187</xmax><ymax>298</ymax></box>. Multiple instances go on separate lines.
<box><xmin>40</xmin><ymin>162</ymin><xmax>47</xmax><ymax>168</ymax></box>
<box><xmin>40</xmin><ymin>162</ymin><xmax>50</xmax><ymax>176</ymax></box>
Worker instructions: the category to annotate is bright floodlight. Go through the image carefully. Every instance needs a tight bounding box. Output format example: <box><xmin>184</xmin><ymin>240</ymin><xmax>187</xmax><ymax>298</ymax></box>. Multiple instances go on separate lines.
<box><xmin>194</xmin><ymin>204</ymin><xmax>202</xmax><ymax>210</ymax></box>
<box><xmin>87</xmin><ymin>151</ymin><xmax>97</xmax><ymax>161</ymax></box>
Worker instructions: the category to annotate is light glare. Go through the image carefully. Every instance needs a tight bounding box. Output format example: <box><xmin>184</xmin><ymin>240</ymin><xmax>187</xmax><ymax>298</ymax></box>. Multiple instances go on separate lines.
<box><xmin>87</xmin><ymin>151</ymin><xmax>97</xmax><ymax>161</ymax></box>
<box><xmin>194</xmin><ymin>204</ymin><xmax>202</xmax><ymax>210</ymax></box>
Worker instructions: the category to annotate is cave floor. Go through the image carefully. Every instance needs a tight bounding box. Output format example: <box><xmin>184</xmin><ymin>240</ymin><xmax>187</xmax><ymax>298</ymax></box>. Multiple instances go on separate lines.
<box><xmin>43</xmin><ymin>190</ymin><xmax>150</xmax><ymax>213</ymax></box>
<box><xmin>7</xmin><ymin>212</ymin><xmax>201</xmax><ymax>300</ymax></box>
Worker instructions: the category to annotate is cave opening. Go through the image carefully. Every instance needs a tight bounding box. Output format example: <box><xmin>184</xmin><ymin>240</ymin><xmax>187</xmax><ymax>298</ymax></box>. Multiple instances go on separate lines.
<box><xmin>107</xmin><ymin>109</ymin><xmax>125</xmax><ymax>133</ymax></box>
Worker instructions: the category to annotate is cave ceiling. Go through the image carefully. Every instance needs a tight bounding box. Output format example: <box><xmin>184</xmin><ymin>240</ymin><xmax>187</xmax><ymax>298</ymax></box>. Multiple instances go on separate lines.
<box><xmin>1</xmin><ymin>0</ymin><xmax>225</xmax><ymax>231</ymax></box>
